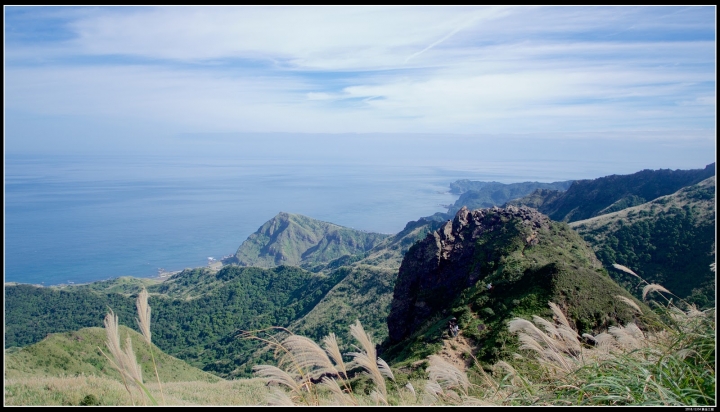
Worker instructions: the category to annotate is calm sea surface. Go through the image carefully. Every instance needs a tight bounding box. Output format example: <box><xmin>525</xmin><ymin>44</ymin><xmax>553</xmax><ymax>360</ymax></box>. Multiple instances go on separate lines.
<box><xmin>3</xmin><ymin>149</ymin><xmax>674</xmax><ymax>287</ymax></box>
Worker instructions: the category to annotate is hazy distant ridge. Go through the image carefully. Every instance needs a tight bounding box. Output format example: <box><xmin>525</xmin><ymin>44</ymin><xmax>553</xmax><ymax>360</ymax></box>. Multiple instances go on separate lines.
<box><xmin>447</xmin><ymin>180</ymin><xmax>574</xmax><ymax>214</ymax></box>
<box><xmin>508</xmin><ymin>163</ymin><xmax>715</xmax><ymax>223</ymax></box>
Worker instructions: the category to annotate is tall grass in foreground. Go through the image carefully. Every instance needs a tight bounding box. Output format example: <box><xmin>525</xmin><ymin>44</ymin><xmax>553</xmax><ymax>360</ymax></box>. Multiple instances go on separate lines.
<box><xmin>3</xmin><ymin>375</ymin><xmax>269</xmax><ymax>406</ymax></box>
<box><xmin>8</xmin><ymin>264</ymin><xmax>712</xmax><ymax>406</ymax></box>
<box><xmin>98</xmin><ymin>288</ymin><xmax>161</xmax><ymax>405</ymax></box>
<box><xmin>243</xmin><ymin>320</ymin><xmax>397</xmax><ymax>406</ymax></box>
<box><xmin>250</xmin><ymin>264</ymin><xmax>715</xmax><ymax>406</ymax></box>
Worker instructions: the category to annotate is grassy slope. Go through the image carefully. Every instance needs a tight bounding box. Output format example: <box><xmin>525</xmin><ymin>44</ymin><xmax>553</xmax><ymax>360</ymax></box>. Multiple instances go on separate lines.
<box><xmin>510</xmin><ymin>163</ymin><xmax>715</xmax><ymax>222</ymax></box>
<box><xmin>384</xmin><ymin>213</ymin><xmax>650</xmax><ymax>367</ymax></box>
<box><xmin>571</xmin><ymin>176</ymin><xmax>716</xmax><ymax>307</ymax></box>
<box><xmin>289</xmin><ymin>218</ymin><xmax>445</xmax><ymax>346</ymax></box>
<box><xmin>5</xmin><ymin>265</ymin><xmax>347</xmax><ymax>379</ymax></box>
<box><xmin>233</xmin><ymin>212</ymin><xmax>390</xmax><ymax>268</ymax></box>
<box><xmin>4</xmin><ymin>325</ymin><xmax>220</xmax><ymax>383</ymax></box>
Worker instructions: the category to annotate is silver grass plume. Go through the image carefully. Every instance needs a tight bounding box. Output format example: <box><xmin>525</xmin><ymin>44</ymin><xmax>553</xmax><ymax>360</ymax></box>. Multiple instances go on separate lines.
<box><xmin>347</xmin><ymin>320</ymin><xmax>391</xmax><ymax>404</ymax></box>
<box><xmin>642</xmin><ymin>284</ymin><xmax>672</xmax><ymax>301</ymax></box>
<box><xmin>322</xmin><ymin>333</ymin><xmax>349</xmax><ymax>379</ymax></box>
<box><xmin>320</xmin><ymin>377</ymin><xmax>355</xmax><ymax>406</ymax></box>
<box><xmin>135</xmin><ymin>288</ymin><xmax>151</xmax><ymax>344</ymax></box>
<box><xmin>548</xmin><ymin>302</ymin><xmax>571</xmax><ymax>329</ymax></box>
<box><xmin>266</xmin><ymin>389</ymin><xmax>296</xmax><ymax>406</ymax></box>
<box><xmin>121</xmin><ymin>336</ymin><xmax>144</xmax><ymax>386</ymax></box>
<box><xmin>100</xmin><ymin>310</ymin><xmax>146</xmax><ymax>404</ymax></box>
<box><xmin>427</xmin><ymin>355</ymin><xmax>470</xmax><ymax>396</ymax></box>
<box><xmin>593</xmin><ymin>332</ymin><xmax>617</xmax><ymax>351</ymax></box>
<box><xmin>615</xmin><ymin>295</ymin><xmax>643</xmax><ymax>314</ymax></box>
<box><xmin>404</xmin><ymin>382</ymin><xmax>416</xmax><ymax>398</ymax></box>
<box><xmin>612</xmin><ymin>263</ymin><xmax>642</xmax><ymax>279</ymax></box>
<box><xmin>278</xmin><ymin>334</ymin><xmax>338</xmax><ymax>379</ymax></box>
<box><xmin>252</xmin><ymin>364</ymin><xmax>303</xmax><ymax>394</ymax></box>
<box><xmin>135</xmin><ymin>288</ymin><xmax>165</xmax><ymax>404</ymax></box>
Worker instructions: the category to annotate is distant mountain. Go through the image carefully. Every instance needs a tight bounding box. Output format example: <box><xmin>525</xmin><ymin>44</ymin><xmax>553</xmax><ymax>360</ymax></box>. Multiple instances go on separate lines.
<box><xmin>508</xmin><ymin>163</ymin><xmax>715</xmax><ymax>223</ymax></box>
<box><xmin>384</xmin><ymin>206</ymin><xmax>648</xmax><ymax>364</ymax></box>
<box><xmin>289</xmin><ymin>216</ymin><xmax>446</xmax><ymax>342</ymax></box>
<box><xmin>446</xmin><ymin>180</ymin><xmax>574</xmax><ymax>214</ymax></box>
<box><xmin>571</xmin><ymin>176</ymin><xmax>716</xmax><ymax>308</ymax></box>
<box><xmin>231</xmin><ymin>212</ymin><xmax>390</xmax><ymax>268</ymax></box>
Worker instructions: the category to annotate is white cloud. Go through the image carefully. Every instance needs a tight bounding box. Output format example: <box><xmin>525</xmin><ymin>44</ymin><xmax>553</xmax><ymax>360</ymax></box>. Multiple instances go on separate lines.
<box><xmin>4</xmin><ymin>6</ymin><xmax>716</xmax><ymax>137</ymax></box>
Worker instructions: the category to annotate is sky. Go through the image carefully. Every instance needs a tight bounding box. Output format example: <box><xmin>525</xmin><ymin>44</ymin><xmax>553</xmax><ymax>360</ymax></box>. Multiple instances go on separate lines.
<box><xmin>3</xmin><ymin>6</ymin><xmax>717</xmax><ymax>167</ymax></box>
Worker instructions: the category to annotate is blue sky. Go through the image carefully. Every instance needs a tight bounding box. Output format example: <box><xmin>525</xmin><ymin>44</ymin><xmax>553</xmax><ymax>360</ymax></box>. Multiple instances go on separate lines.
<box><xmin>3</xmin><ymin>6</ymin><xmax>717</xmax><ymax>163</ymax></box>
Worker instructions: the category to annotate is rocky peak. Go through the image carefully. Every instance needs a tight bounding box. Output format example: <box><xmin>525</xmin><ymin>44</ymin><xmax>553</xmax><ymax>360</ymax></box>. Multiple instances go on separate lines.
<box><xmin>387</xmin><ymin>205</ymin><xmax>550</xmax><ymax>344</ymax></box>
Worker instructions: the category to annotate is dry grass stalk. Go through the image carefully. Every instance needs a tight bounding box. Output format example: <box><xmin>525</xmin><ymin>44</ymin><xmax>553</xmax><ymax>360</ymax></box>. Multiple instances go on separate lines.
<box><xmin>278</xmin><ymin>335</ymin><xmax>338</xmax><ymax>380</ymax></box>
<box><xmin>548</xmin><ymin>302</ymin><xmax>571</xmax><ymax>329</ymax></box>
<box><xmin>616</xmin><ymin>295</ymin><xmax>643</xmax><ymax>314</ymax></box>
<box><xmin>266</xmin><ymin>388</ymin><xmax>296</xmax><ymax>406</ymax></box>
<box><xmin>404</xmin><ymin>382</ymin><xmax>416</xmax><ymax>397</ymax></box>
<box><xmin>427</xmin><ymin>355</ymin><xmax>470</xmax><ymax>396</ymax></box>
<box><xmin>320</xmin><ymin>376</ymin><xmax>355</xmax><ymax>406</ymax></box>
<box><xmin>136</xmin><ymin>289</ymin><xmax>151</xmax><ymax>343</ymax></box>
<box><xmin>136</xmin><ymin>288</ymin><xmax>165</xmax><ymax>405</ymax></box>
<box><xmin>642</xmin><ymin>283</ymin><xmax>672</xmax><ymax>301</ymax></box>
<box><xmin>322</xmin><ymin>333</ymin><xmax>349</xmax><ymax>379</ymax></box>
<box><xmin>612</xmin><ymin>263</ymin><xmax>642</xmax><ymax>279</ymax></box>
<box><xmin>347</xmin><ymin>319</ymin><xmax>393</xmax><ymax>404</ymax></box>
<box><xmin>252</xmin><ymin>364</ymin><xmax>303</xmax><ymax>394</ymax></box>
<box><xmin>98</xmin><ymin>309</ymin><xmax>159</xmax><ymax>406</ymax></box>
<box><xmin>100</xmin><ymin>310</ymin><xmax>136</xmax><ymax>405</ymax></box>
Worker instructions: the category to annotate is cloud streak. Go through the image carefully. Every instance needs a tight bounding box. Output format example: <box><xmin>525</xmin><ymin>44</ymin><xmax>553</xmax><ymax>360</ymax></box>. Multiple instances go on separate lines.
<box><xmin>4</xmin><ymin>5</ymin><xmax>716</xmax><ymax>146</ymax></box>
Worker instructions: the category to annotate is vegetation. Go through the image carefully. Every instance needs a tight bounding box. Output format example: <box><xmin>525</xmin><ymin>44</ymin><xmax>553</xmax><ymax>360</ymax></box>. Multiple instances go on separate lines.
<box><xmin>509</xmin><ymin>162</ymin><xmax>715</xmax><ymax>222</ymax></box>
<box><xmin>6</xmin><ymin>250</ymin><xmax>714</xmax><ymax>406</ymax></box>
<box><xmin>572</xmin><ymin>177</ymin><xmax>716</xmax><ymax>308</ymax></box>
<box><xmin>4</xmin><ymin>166</ymin><xmax>715</xmax><ymax>406</ymax></box>
<box><xmin>4</xmin><ymin>215</ymin><xmax>442</xmax><ymax>380</ymax></box>
<box><xmin>5</xmin><ymin>265</ymin><xmax>348</xmax><ymax>378</ymax></box>
<box><xmin>246</xmin><ymin>265</ymin><xmax>715</xmax><ymax>406</ymax></box>
<box><xmin>231</xmin><ymin>212</ymin><xmax>390</xmax><ymax>268</ymax></box>
<box><xmin>385</xmin><ymin>208</ymin><xmax>648</xmax><ymax>370</ymax></box>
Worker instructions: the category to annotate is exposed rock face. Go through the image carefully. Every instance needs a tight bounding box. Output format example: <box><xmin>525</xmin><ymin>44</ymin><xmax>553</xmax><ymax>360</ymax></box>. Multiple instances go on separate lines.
<box><xmin>387</xmin><ymin>205</ymin><xmax>550</xmax><ymax>343</ymax></box>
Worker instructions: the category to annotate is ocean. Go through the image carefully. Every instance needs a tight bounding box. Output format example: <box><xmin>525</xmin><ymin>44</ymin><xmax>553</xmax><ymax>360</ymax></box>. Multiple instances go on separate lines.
<box><xmin>4</xmin><ymin>154</ymin><xmax>474</xmax><ymax>286</ymax></box>
<box><xmin>5</xmin><ymin>135</ymin><xmax>713</xmax><ymax>287</ymax></box>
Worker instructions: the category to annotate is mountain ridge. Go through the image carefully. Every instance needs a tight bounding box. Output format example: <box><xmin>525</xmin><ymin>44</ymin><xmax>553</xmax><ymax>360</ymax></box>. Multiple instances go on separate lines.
<box><xmin>231</xmin><ymin>212</ymin><xmax>390</xmax><ymax>268</ymax></box>
<box><xmin>507</xmin><ymin>163</ymin><xmax>715</xmax><ymax>222</ymax></box>
<box><xmin>384</xmin><ymin>205</ymin><xmax>648</xmax><ymax>364</ymax></box>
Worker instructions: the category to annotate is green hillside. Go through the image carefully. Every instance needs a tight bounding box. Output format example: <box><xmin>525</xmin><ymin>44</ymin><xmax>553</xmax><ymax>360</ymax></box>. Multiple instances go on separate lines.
<box><xmin>5</xmin><ymin>165</ymin><xmax>713</xmax><ymax>390</ymax></box>
<box><xmin>508</xmin><ymin>163</ymin><xmax>715</xmax><ymax>222</ymax></box>
<box><xmin>290</xmin><ymin>216</ymin><xmax>446</xmax><ymax>343</ymax></box>
<box><xmin>571</xmin><ymin>176</ymin><xmax>716</xmax><ymax>308</ymax></box>
<box><xmin>384</xmin><ymin>206</ymin><xmax>650</xmax><ymax>366</ymax></box>
<box><xmin>5</xmin><ymin>325</ymin><xmax>220</xmax><ymax>383</ymax></box>
<box><xmin>231</xmin><ymin>212</ymin><xmax>390</xmax><ymax>268</ymax></box>
<box><xmin>5</xmin><ymin>265</ymin><xmax>347</xmax><ymax>378</ymax></box>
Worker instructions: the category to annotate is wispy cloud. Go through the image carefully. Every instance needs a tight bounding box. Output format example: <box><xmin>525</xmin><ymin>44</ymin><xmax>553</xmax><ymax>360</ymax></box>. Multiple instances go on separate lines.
<box><xmin>4</xmin><ymin>5</ymin><xmax>716</xmax><ymax>143</ymax></box>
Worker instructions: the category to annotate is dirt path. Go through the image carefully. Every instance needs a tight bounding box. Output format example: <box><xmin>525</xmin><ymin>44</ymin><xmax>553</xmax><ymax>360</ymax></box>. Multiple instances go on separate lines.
<box><xmin>436</xmin><ymin>334</ymin><xmax>477</xmax><ymax>372</ymax></box>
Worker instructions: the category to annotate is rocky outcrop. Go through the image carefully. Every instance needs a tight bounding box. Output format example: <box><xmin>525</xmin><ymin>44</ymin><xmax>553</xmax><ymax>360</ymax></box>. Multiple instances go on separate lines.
<box><xmin>387</xmin><ymin>205</ymin><xmax>641</xmax><ymax>346</ymax></box>
<box><xmin>387</xmin><ymin>206</ymin><xmax>550</xmax><ymax>343</ymax></box>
